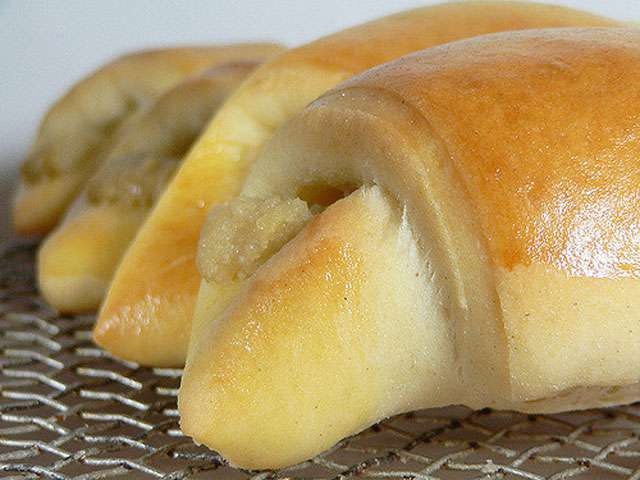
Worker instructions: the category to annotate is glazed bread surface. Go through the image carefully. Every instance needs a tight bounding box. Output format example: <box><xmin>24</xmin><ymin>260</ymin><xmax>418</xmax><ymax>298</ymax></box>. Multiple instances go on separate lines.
<box><xmin>37</xmin><ymin>62</ymin><xmax>261</xmax><ymax>313</ymax></box>
<box><xmin>13</xmin><ymin>44</ymin><xmax>283</xmax><ymax>236</ymax></box>
<box><xmin>180</xmin><ymin>27</ymin><xmax>640</xmax><ymax>469</ymax></box>
<box><xmin>94</xmin><ymin>1</ymin><xmax>620</xmax><ymax>366</ymax></box>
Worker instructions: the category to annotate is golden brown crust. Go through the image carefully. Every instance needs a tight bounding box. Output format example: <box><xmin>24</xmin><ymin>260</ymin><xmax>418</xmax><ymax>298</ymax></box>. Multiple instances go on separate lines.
<box><xmin>334</xmin><ymin>27</ymin><xmax>640</xmax><ymax>278</ymax></box>
<box><xmin>277</xmin><ymin>1</ymin><xmax>621</xmax><ymax>74</ymax></box>
<box><xmin>96</xmin><ymin>1</ymin><xmax>620</xmax><ymax>367</ymax></box>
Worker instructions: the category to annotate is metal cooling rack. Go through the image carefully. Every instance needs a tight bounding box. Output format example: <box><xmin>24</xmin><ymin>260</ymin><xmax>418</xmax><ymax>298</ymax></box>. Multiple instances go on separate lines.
<box><xmin>1</xmin><ymin>242</ymin><xmax>640</xmax><ymax>479</ymax></box>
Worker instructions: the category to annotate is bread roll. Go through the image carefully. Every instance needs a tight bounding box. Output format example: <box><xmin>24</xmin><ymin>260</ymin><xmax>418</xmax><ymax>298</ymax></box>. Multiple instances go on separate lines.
<box><xmin>13</xmin><ymin>44</ymin><xmax>283</xmax><ymax>236</ymax></box>
<box><xmin>37</xmin><ymin>62</ymin><xmax>261</xmax><ymax>313</ymax></box>
<box><xmin>180</xmin><ymin>27</ymin><xmax>640</xmax><ymax>469</ymax></box>
<box><xmin>94</xmin><ymin>1</ymin><xmax>619</xmax><ymax>367</ymax></box>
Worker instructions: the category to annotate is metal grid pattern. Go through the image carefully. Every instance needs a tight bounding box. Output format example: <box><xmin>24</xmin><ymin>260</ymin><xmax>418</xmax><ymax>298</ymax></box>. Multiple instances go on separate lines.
<box><xmin>1</xmin><ymin>242</ymin><xmax>640</xmax><ymax>480</ymax></box>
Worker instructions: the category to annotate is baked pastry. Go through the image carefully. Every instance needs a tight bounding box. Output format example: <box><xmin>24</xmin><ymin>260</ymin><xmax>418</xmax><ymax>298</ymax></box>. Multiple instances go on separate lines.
<box><xmin>13</xmin><ymin>44</ymin><xmax>283</xmax><ymax>236</ymax></box>
<box><xmin>37</xmin><ymin>62</ymin><xmax>261</xmax><ymax>313</ymax></box>
<box><xmin>93</xmin><ymin>1</ymin><xmax>619</xmax><ymax>367</ymax></box>
<box><xmin>179</xmin><ymin>27</ymin><xmax>640</xmax><ymax>470</ymax></box>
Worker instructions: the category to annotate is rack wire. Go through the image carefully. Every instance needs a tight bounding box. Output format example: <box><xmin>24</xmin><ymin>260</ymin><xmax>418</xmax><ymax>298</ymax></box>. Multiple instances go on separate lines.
<box><xmin>1</xmin><ymin>242</ymin><xmax>640</xmax><ymax>479</ymax></box>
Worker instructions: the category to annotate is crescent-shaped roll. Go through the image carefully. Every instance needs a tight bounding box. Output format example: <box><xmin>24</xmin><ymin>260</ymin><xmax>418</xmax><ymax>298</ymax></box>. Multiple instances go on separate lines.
<box><xmin>94</xmin><ymin>1</ymin><xmax>620</xmax><ymax>367</ymax></box>
<box><xmin>180</xmin><ymin>27</ymin><xmax>640</xmax><ymax>469</ymax></box>
<box><xmin>13</xmin><ymin>44</ymin><xmax>284</xmax><ymax>236</ymax></box>
<box><xmin>37</xmin><ymin>62</ymin><xmax>261</xmax><ymax>314</ymax></box>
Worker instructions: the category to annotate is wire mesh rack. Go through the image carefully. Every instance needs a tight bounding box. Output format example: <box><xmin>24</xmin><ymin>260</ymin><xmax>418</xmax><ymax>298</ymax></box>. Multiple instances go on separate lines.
<box><xmin>1</xmin><ymin>242</ymin><xmax>640</xmax><ymax>479</ymax></box>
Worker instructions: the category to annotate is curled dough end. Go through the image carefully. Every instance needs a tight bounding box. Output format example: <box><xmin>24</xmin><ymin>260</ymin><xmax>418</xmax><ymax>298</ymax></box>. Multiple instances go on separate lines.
<box><xmin>38</xmin><ymin>204</ymin><xmax>146</xmax><ymax>313</ymax></box>
<box><xmin>180</xmin><ymin>186</ymin><xmax>455</xmax><ymax>469</ymax></box>
<box><xmin>13</xmin><ymin>174</ymin><xmax>83</xmax><ymax>236</ymax></box>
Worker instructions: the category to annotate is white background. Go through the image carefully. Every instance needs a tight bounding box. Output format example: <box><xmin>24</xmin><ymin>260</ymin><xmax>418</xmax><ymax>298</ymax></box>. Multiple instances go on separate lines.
<box><xmin>1</xmin><ymin>0</ymin><xmax>639</xmax><ymax>243</ymax></box>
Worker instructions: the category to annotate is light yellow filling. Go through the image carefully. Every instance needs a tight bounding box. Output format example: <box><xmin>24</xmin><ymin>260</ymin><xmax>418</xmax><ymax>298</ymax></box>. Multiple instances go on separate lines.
<box><xmin>197</xmin><ymin>196</ymin><xmax>313</xmax><ymax>283</ymax></box>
